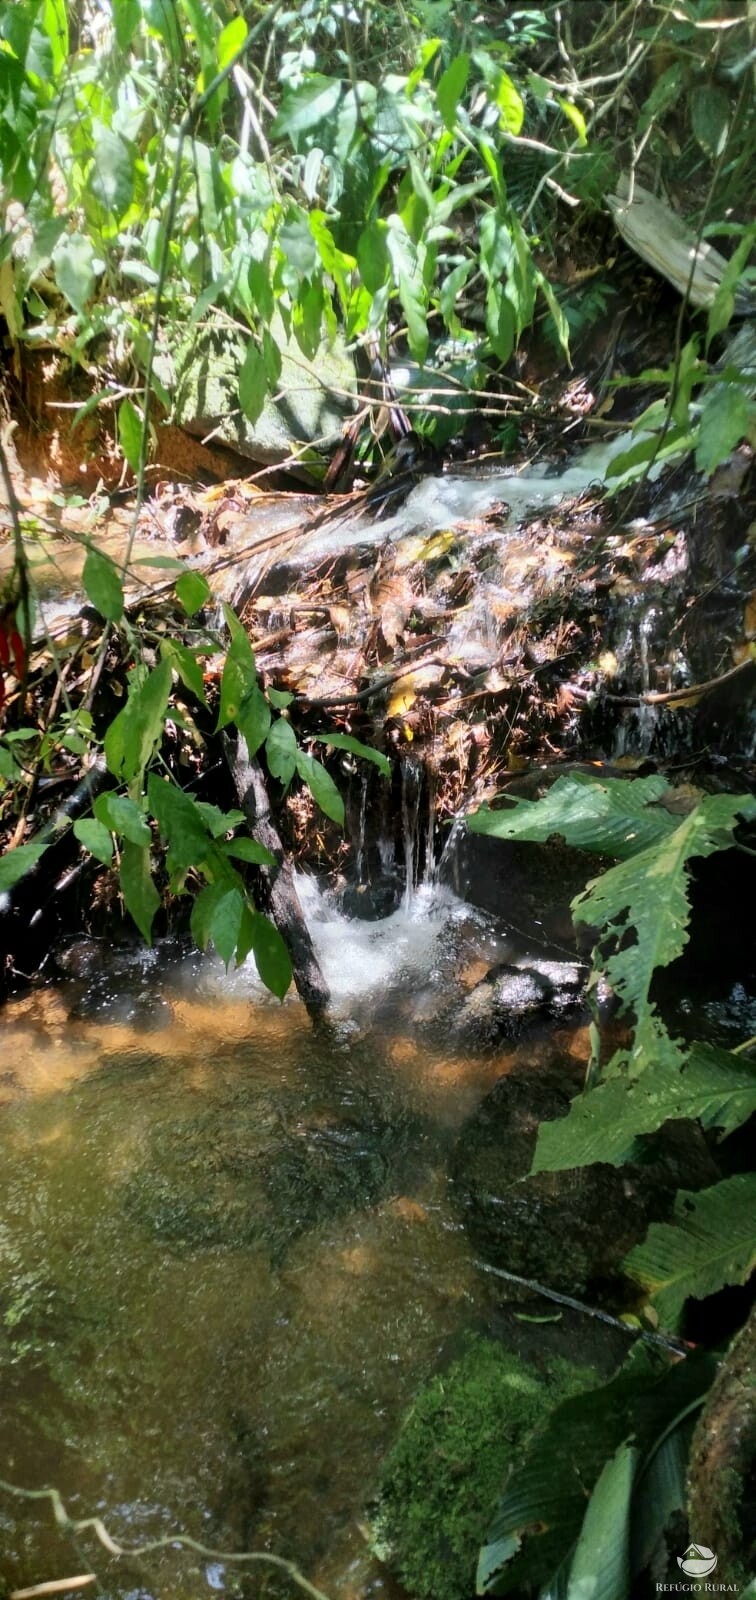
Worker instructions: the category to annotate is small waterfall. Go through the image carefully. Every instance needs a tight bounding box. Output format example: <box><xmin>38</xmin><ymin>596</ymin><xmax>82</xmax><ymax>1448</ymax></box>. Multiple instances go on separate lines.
<box><xmin>400</xmin><ymin>758</ymin><xmax>423</xmax><ymax>909</ymax></box>
<box><xmin>435</xmin><ymin>811</ymin><xmax>469</xmax><ymax>895</ymax></box>
<box><xmin>355</xmin><ymin>770</ymin><xmax>369</xmax><ymax>884</ymax></box>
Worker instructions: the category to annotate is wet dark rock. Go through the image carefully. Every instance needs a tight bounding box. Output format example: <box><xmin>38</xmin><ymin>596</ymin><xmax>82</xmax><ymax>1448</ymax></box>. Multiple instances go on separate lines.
<box><xmin>341</xmin><ymin>879</ymin><xmax>403</xmax><ymax>921</ymax></box>
<box><xmin>448</xmin><ymin>959</ymin><xmax>585</xmax><ymax>1047</ymax></box>
<box><xmin>450</xmin><ymin>1069</ymin><xmax>721</xmax><ymax>1299</ymax></box>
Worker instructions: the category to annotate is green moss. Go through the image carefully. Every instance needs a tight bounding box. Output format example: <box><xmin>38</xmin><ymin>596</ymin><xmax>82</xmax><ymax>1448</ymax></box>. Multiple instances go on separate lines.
<box><xmin>373</xmin><ymin>1337</ymin><xmax>595</xmax><ymax>1600</ymax></box>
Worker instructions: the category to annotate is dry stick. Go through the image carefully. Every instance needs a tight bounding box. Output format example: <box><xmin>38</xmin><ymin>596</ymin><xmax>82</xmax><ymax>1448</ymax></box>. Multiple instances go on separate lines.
<box><xmin>10</xmin><ymin>1579</ymin><xmax>96</xmax><ymax>1599</ymax></box>
<box><xmin>0</xmin><ymin>1480</ymin><xmax>332</xmax><ymax>1600</ymax></box>
<box><xmin>300</xmin><ymin>653</ymin><xmax>450</xmax><ymax>708</ymax></box>
<box><xmin>585</xmin><ymin>655</ymin><xmax>755</xmax><ymax>708</ymax></box>
<box><xmin>220</xmin><ymin>732</ymin><xmax>330</xmax><ymax>1020</ymax></box>
<box><xmin>473</xmin><ymin>1260</ymin><xmax>691</xmax><ymax>1356</ymax></box>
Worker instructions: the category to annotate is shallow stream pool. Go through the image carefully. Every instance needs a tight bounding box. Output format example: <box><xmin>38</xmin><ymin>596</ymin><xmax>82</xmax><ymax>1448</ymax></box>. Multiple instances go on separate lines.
<box><xmin>2</xmin><ymin>885</ymin><xmax>578</xmax><ymax>1600</ymax></box>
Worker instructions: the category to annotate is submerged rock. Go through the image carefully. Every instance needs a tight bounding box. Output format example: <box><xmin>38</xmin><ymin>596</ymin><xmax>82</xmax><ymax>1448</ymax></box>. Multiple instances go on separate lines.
<box><xmin>450</xmin><ymin>1069</ymin><xmax>721</xmax><ymax>1299</ymax></box>
<box><xmin>123</xmin><ymin>1092</ymin><xmax>426</xmax><ymax>1263</ymax></box>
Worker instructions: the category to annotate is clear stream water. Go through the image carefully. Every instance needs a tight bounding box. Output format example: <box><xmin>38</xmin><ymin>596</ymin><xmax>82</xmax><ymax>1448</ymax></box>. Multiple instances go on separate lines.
<box><xmin>0</xmin><ymin>884</ymin><xmax>577</xmax><ymax>1600</ymax></box>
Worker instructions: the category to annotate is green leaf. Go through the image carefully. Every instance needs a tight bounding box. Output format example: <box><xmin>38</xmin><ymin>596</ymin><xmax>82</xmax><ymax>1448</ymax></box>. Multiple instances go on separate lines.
<box><xmin>296</xmin><ymin>751</ymin><xmax>344</xmax><ymax>826</ymax></box>
<box><xmin>533</xmin><ymin>1043</ymin><xmax>756</xmax><ymax>1173</ymax></box>
<box><xmin>194</xmin><ymin>803</ymin><xmax>246</xmax><ymax>837</ymax></box>
<box><xmin>265</xmin><ymin>717</ymin><xmax>298</xmax><ymax>786</ymax></box>
<box><xmin>566</xmin><ymin>1442</ymin><xmax>638</xmax><ymax>1600</ymax></box>
<box><xmin>695</xmin><ymin>384</ymin><xmax>750</xmax><ymax>475</ymax></box>
<box><xmin>217</xmin><ymin>619</ymin><xmax>257</xmax><ymax>731</ymax></box>
<box><xmin>239</xmin><ymin>342</ymin><xmax>268</xmax><ymax>425</ymax></box>
<box><xmin>162</xmin><ymin>640</ymin><xmax>207</xmax><ymax>706</ymax></box>
<box><xmin>113</xmin><ymin>0</ymin><xmax>141</xmax><ymax>50</ymax></box>
<box><xmin>387</xmin><ymin>216</ymin><xmax>429</xmax><ymax>363</ymax></box>
<box><xmin>52</xmin><ymin>231</ymin><xmax>95</xmax><ymax>316</ymax></box>
<box><xmin>242</xmin><ymin>907</ymin><xmax>292</xmax><ymax>998</ymax></box>
<box><xmin>477</xmin><ymin>1347</ymin><xmax>714</xmax><ymax>1594</ymax></box>
<box><xmin>497</xmin><ymin>72</ymin><xmax>525</xmax><ymax>136</ymax></box>
<box><xmin>237</xmin><ymin>684</ymin><xmax>272</xmax><ymax>757</ymax></box>
<box><xmin>118</xmin><ymin>398</ymin><xmax>143</xmax><ymax>474</ymax></box>
<box><xmin>690</xmin><ymin>85</ymin><xmax>729</xmax><ymax>158</ymax></box>
<box><xmin>0</xmin><ymin>841</ymin><xmax>47</xmax><ymax>892</ymax></box>
<box><xmin>556</xmin><ymin>94</ymin><xmax>587</xmax><ymax>145</ymax></box>
<box><xmin>313</xmin><ymin>731</ymin><xmax>391</xmax><ymax>777</ymax></box>
<box><xmin>94</xmin><ymin>792</ymin><xmax>151</xmax><ymax>846</ymax></box>
<box><xmin>469</xmin><ymin>773</ymin><xmax>675</xmax><ymax>859</ymax></box>
<box><xmin>209</xmin><ymin>886</ymin><xmax>245</xmax><ymax>968</ymax></box>
<box><xmin>436</xmin><ymin>53</ymin><xmax>469</xmax><ymax>130</ymax></box>
<box><xmin>267</xmin><ymin>687</ymin><xmax>294</xmax><ymax>709</ymax></box>
<box><xmin>90</xmin><ymin>122</ymin><xmax>135</xmax><ymax>220</ymax></box>
<box><xmin>119</xmin><ymin>840</ymin><xmax>160</xmax><ymax>944</ymax></box>
<box><xmin>73</xmin><ymin>818</ymin><xmax>114</xmax><ymax>865</ymax></box>
<box><xmin>571</xmin><ymin>793</ymin><xmax>756</xmax><ymax>1074</ymax></box>
<box><xmin>147</xmin><ymin>774</ymin><xmax>214</xmax><ymax>872</ymax></box>
<box><xmin>104</xmin><ymin>659</ymin><xmax>172</xmax><ymax>782</ymax></box>
<box><xmin>43</xmin><ymin>0</ymin><xmax>68</xmax><ymax>73</ymax></box>
<box><xmin>216</xmin><ymin>13</ymin><xmax>246</xmax><ymax>71</ymax></box>
<box><xmin>83</xmin><ymin>547</ymin><xmax>124</xmax><ymax>622</ymax></box>
<box><xmin>272</xmin><ymin>76</ymin><xmax>343</xmax><ymax>140</ymax></box>
<box><xmin>624</xmin><ymin>1174</ymin><xmax>756</xmax><ymax>1329</ymax></box>
<box><xmin>220</xmin><ymin>837</ymin><xmax>277</xmax><ymax>867</ymax></box>
<box><xmin>191</xmin><ymin>881</ymin><xmax>228</xmax><ymax>950</ymax></box>
<box><xmin>175</xmin><ymin>571</ymin><xmax>211</xmax><ymax>615</ymax></box>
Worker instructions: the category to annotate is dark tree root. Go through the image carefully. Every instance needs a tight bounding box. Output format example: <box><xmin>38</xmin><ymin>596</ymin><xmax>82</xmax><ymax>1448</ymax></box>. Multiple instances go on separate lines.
<box><xmin>686</xmin><ymin>1303</ymin><xmax>756</xmax><ymax>1584</ymax></box>
<box><xmin>221</xmin><ymin>732</ymin><xmax>331</xmax><ymax>1022</ymax></box>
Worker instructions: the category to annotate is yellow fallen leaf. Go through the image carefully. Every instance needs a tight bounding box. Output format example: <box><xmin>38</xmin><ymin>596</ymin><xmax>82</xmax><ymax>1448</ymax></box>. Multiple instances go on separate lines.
<box><xmin>387</xmin><ymin>685</ymin><xmax>416</xmax><ymax>718</ymax></box>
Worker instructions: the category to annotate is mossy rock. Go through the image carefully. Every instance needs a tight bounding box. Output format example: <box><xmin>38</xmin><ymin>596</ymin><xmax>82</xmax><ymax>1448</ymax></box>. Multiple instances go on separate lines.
<box><xmin>372</xmin><ymin>1336</ymin><xmax>595</xmax><ymax>1600</ymax></box>
<box><xmin>155</xmin><ymin>314</ymin><xmax>356</xmax><ymax>477</ymax></box>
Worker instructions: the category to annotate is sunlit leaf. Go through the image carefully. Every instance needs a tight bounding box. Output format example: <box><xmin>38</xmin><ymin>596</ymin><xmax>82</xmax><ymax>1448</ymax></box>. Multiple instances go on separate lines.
<box><xmin>175</xmin><ymin>571</ymin><xmax>211</xmax><ymax>615</ymax></box>
<box><xmin>73</xmin><ymin>817</ymin><xmax>114</xmax><ymax>864</ymax></box>
<box><xmin>94</xmin><ymin>792</ymin><xmax>151</xmax><ymax>846</ymax></box>
<box><xmin>313</xmin><ymin>731</ymin><xmax>390</xmax><ymax>777</ymax></box>
<box><xmin>296</xmin><ymin>751</ymin><xmax>344</xmax><ymax>825</ymax></box>
<box><xmin>119</xmin><ymin>840</ymin><xmax>160</xmax><ymax>943</ymax></box>
<box><xmin>83</xmin><ymin>547</ymin><xmax>124</xmax><ymax>622</ymax></box>
<box><xmin>436</xmin><ymin>53</ymin><xmax>469</xmax><ymax>130</ymax></box>
<box><xmin>118</xmin><ymin>398</ymin><xmax>143</xmax><ymax>474</ymax></box>
<box><xmin>266</xmin><ymin>717</ymin><xmax>298</xmax><ymax>785</ymax></box>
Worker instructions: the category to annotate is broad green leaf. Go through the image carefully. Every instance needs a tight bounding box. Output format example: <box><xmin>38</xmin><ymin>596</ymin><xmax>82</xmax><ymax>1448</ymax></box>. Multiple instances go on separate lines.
<box><xmin>469</xmin><ymin>773</ymin><xmax>675</xmax><ymax>859</ymax></box>
<box><xmin>566</xmin><ymin>1442</ymin><xmax>638</xmax><ymax>1600</ymax></box>
<box><xmin>631</xmin><ymin>1411</ymin><xmax>693</xmax><ymax>1578</ymax></box>
<box><xmin>193</xmin><ymin>804</ymin><xmax>246</xmax><ymax>837</ymax></box>
<box><xmin>557</xmin><ymin>95</ymin><xmax>587</xmax><ymax>145</ymax></box>
<box><xmin>162</xmin><ymin>639</ymin><xmax>207</xmax><ymax>706</ymax></box>
<box><xmin>239</xmin><ymin>343</ymin><xmax>268</xmax><ymax>425</ymax></box>
<box><xmin>220</xmin><ymin>837</ymin><xmax>277</xmax><ymax>867</ymax></box>
<box><xmin>118</xmin><ymin>398</ymin><xmax>143</xmax><ymax>474</ymax></box>
<box><xmin>624</xmin><ymin>1174</ymin><xmax>756</xmax><ymax>1329</ymax></box>
<box><xmin>572</xmin><ymin>793</ymin><xmax>756</xmax><ymax>1074</ymax></box>
<box><xmin>313</xmin><ymin>732</ymin><xmax>391</xmax><ymax>777</ymax></box>
<box><xmin>266</xmin><ymin>717</ymin><xmax>298</xmax><ymax>786</ymax></box>
<box><xmin>42</xmin><ymin>0</ymin><xmax>68</xmax><ymax>74</ymax></box>
<box><xmin>242</xmin><ymin>908</ymin><xmax>292</xmax><ymax>998</ymax></box>
<box><xmin>119</xmin><ymin>840</ymin><xmax>160</xmax><ymax>943</ymax></box>
<box><xmin>236</xmin><ymin>685</ymin><xmax>271</xmax><ymax>757</ymax></box>
<box><xmin>94</xmin><ymin>792</ymin><xmax>151</xmax><ymax>846</ymax></box>
<box><xmin>216</xmin><ymin>13</ymin><xmax>246</xmax><ymax>71</ymax></box>
<box><xmin>436</xmin><ymin>54</ymin><xmax>469</xmax><ymax>130</ymax></box>
<box><xmin>296</xmin><ymin>751</ymin><xmax>344</xmax><ymax>826</ymax></box>
<box><xmin>217</xmin><ymin>622</ymin><xmax>257</xmax><ymax>730</ymax></box>
<box><xmin>357</xmin><ymin>221</ymin><xmax>389</xmax><ymax>296</ymax></box>
<box><xmin>533</xmin><ymin>1043</ymin><xmax>756</xmax><ymax>1173</ymax></box>
<box><xmin>209</xmin><ymin>886</ymin><xmax>244</xmax><ymax>967</ymax></box>
<box><xmin>52</xmin><ymin>231</ymin><xmax>95</xmax><ymax>316</ymax></box>
<box><xmin>90</xmin><ymin>122</ymin><xmax>135</xmax><ymax>220</ymax></box>
<box><xmin>477</xmin><ymin>1347</ymin><xmax>714</xmax><ymax>1594</ymax></box>
<box><xmin>113</xmin><ymin>0</ymin><xmax>141</xmax><ymax>50</ymax></box>
<box><xmin>73</xmin><ymin>818</ymin><xmax>114</xmax><ymax>865</ymax></box>
<box><xmin>191</xmin><ymin>881</ymin><xmax>229</xmax><ymax>950</ymax></box>
<box><xmin>690</xmin><ymin>85</ymin><xmax>729</xmax><ymax>158</ymax></box>
<box><xmin>0</xmin><ymin>841</ymin><xmax>47</xmax><ymax>892</ymax></box>
<box><xmin>695</xmin><ymin>385</ymin><xmax>750</xmax><ymax>475</ymax></box>
<box><xmin>147</xmin><ymin>774</ymin><xmax>214</xmax><ymax>871</ymax></box>
<box><xmin>104</xmin><ymin>659</ymin><xmax>172</xmax><ymax>782</ymax></box>
<box><xmin>486</xmin><ymin>281</ymin><xmax>516</xmax><ymax>362</ymax></box>
<box><xmin>175</xmin><ymin>571</ymin><xmax>211</xmax><ymax>615</ymax></box>
<box><xmin>386</xmin><ymin>216</ymin><xmax>429</xmax><ymax>363</ymax></box>
<box><xmin>272</xmin><ymin>77</ymin><xmax>343</xmax><ymax>140</ymax></box>
<box><xmin>497</xmin><ymin>72</ymin><xmax>525</xmax><ymax>136</ymax></box>
<box><xmin>268</xmin><ymin>687</ymin><xmax>294</xmax><ymax>709</ymax></box>
<box><xmin>83</xmin><ymin>547</ymin><xmax>124</xmax><ymax>622</ymax></box>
